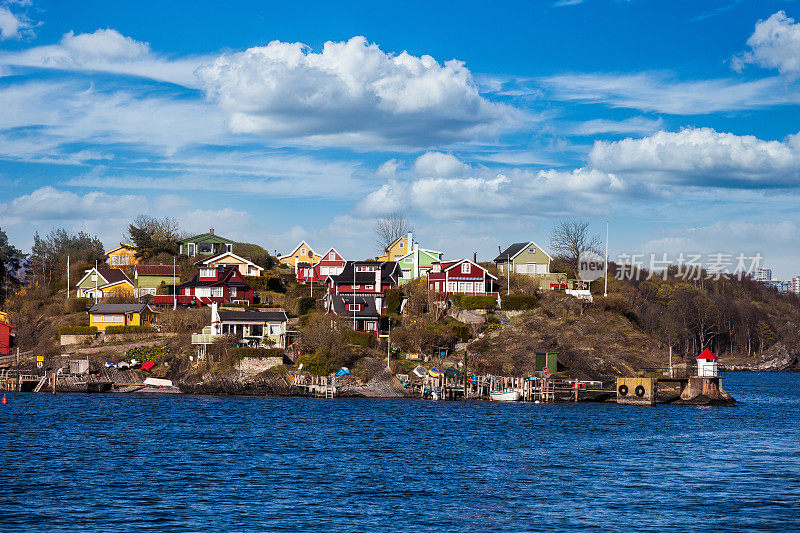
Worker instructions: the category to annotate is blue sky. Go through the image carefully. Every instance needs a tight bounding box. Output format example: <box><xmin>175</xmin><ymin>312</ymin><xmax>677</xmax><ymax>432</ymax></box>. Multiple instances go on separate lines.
<box><xmin>1</xmin><ymin>0</ymin><xmax>799</xmax><ymax>277</ymax></box>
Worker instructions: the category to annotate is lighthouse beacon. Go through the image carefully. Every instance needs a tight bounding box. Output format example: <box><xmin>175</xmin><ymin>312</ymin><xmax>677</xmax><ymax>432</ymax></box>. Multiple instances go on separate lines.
<box><xmin>697</xmin><ymin>348</ymin><xmax>718</xmax><ymax>377</ymax></box>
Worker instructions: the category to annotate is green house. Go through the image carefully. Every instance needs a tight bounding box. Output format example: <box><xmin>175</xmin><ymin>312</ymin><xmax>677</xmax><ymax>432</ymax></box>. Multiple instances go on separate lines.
<box><xmin>134</xmin><ymin>264</ymin><xmax>181</xmax><ymax>297</ymax></box>
<box><xmin>494</xmin><ymin>241</ymin><xmax>568</xmax><ymax>290</ymax></box>
<box><xmin>396</xmin><ymin>246</ymin><xmax>442</xmax><ymax>285</ymax></box>
<box><xmin>179</xmin><ymin>228</ymin><xmax>236</xmax><ymax>257</ymax></box>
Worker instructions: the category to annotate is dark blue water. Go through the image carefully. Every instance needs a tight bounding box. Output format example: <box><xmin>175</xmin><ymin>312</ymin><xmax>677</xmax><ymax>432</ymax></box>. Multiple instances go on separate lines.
<box><xmin>1</xmin><ymin>372</ymin><xmax>798</xmax><ymax>532</ymax></box>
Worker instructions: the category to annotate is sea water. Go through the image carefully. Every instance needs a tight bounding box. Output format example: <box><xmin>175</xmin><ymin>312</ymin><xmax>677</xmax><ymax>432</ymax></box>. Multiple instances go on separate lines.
<box><xmin>1</xmin><ymin>372</ymin><xmax>798</xmax><ymax>532</ymax></box>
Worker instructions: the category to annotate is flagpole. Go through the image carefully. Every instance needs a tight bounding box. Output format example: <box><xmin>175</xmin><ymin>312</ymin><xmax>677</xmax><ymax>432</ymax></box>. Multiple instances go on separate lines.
<box><xmin>604</xmin><ymin>221</ymin><xmax>609</xmax><ymax>298</ymax></box>
<box><xmin>67</xmin><ymin>256</ymin><xmax>70</xmax><ymax>299</ymax></box>
<box><xmin>173</xmin><ymin>256</ymin><xmax>177</xmax><ymax>310</ymax></box>
<box><xmin>94</xmin><ymin>260</ymin><xmax>98</xmax><ymax>303</ymax></box>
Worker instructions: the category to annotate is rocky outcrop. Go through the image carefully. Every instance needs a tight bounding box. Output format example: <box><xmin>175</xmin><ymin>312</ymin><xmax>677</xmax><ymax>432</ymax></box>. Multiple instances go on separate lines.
<box><xmin>723</xmin><ymin>343</ymin><xmax>799</xmax><ymax>372</ymax></box>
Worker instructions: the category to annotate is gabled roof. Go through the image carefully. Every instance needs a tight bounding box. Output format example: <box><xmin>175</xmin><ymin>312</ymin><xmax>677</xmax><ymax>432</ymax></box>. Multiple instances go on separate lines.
<box><xmin>284</xmin><ymin>241</ymin><xmax>315</xmax><ymax>257</ymax></box>
<box><xmin>197</xmin><ymin>252</ymin><xmax>264</xmax><ymax>272</ymax></box>
<box><xmin>88</xmin><ymin>303</ymin><xmax>157</xmax><ymax>315</ymax></box>
<box><xmin>494</xmin><ymin>241</ymin><xmax>552</xmax><ymax>263</ymax></box>
<box><xmin>396</xmin><ymin>247</ymin><xmax>442</xmax><ymax>263</ymax></box>
<box><xmin>180</xmin><ymin>232</ymin><xmax>236</xmax><ymax>245</ymax></box>
<box><xmin>105</xmin><ymin>243</ymin><xmax>136</xmax><ymax>255</ymax></box>
<box><xmin>136</xmin><ymin>264</ymin><xmax>181</xmax><ymax>276</ymax></box>
<box><xmin>315</xmin><ymin>247</ymin><xmax>345</xmax><ymax>265</ymax></box>
<box><xmin>177</xmin><ymin>266</ymin><xmax>252</xmax><ymax>289</ymax></box>
<box><xmin>384</xmin><ymin>235</ymin><xmax>406</xmax><ymax>252</ymax></box>
<box><xmin>75</xmin><ymin>267</ymin><xmax>133</xmax><ymax>288</ymax></box>
<box><xmin>218</xmin><ymin>309</ymin><xmax>287</xmax><ymax>323</ymax></box>
<box><xmin>697</xmin><ymin>348</ymin><xmax>717</xmax><ymax>360</ymax></box>
<box><xmin>327</xmin><ymin>261</ymin><xmax>400</xmax><ymax>286</ymax></box>
<box><xmin>438</xmin><ymin>259</ymin><xmax>497</xmax><ymax>280</ymax></box>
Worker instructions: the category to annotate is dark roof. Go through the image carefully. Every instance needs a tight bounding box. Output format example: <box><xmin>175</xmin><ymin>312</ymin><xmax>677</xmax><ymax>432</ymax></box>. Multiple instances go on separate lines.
<box><xmin>98</xmin><ymin>268</ymin><xmax>132</xmax><ymax>285</ymax></box>
<box><xmin>330</xmin><ymin>294</ymin><xmax>380</xmax><ymax>319</ymax></box>
<box><xmin>180</xmin><ymin>232</ymin><xmax>236</xmax><ymax>245</ymax></box>
<box><xmin>88</xmin><ymin>303</ymin><xmax>155</xmax><ymax>315</ymax></box>
<box><xmin>136</xmin><ymin>264</ymin><xmax>181</xmax><ymax>276</ymax></box>
<box><xmin>328</xmin><ymin>261</ymin><xmax>399</xmax><ymax>286</ymax></box>
<box><xmin>177</xmin><ymin>266</ymin><xmax>251</xmax><ymax>289</ymax></box>
<box><xmin>218</xmin><ymin>309</ymin><xmax>287</xmax><ymax>323</ymax></box>
<box><xmin>493</xmin><ymin>242</ymin><xmax>531</xmax><ymax>263</ymax></box>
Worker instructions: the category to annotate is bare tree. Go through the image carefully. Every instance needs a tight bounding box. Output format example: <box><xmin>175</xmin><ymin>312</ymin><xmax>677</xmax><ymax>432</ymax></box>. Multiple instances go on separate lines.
<box><xmin>374</xmin><ymin>212</ymin><xmax>412</xmax><ymax>252</ymax></box>
<box><xmin>549</xmin><ymin>220</ymin><xmax>602</xmax><ymax>270</ymax></box>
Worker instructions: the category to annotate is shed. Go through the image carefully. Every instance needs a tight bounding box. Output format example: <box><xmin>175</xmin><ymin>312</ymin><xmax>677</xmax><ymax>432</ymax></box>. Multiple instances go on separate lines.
<box><xmin>697</xmin><ymin>348</ymin><xmax>718</xmax><ymax>377</ymax></box>
<box><xmin>535</xmin><ymin>351</ymin><xmax>559</xmax><ymax>372</ymax></box>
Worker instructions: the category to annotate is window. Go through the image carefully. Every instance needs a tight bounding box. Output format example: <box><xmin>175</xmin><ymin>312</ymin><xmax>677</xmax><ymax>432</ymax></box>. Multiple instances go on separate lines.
<box><xmin>458</xmin><ymin>282</ymin><xmax>471</xmax><ymax>292</ymax></box>
<box><xmin>188</xmin><ymin>243</ymin><xmax>195</xmax><ymax>255</ymax></box>
<box><xmin>103</xmin><ymin>316</ymin><xmax>114</xmax><ymax>323</ymax></box>
<box><xmin>211</xmin><ymin>287</ymin><xmax>223</xmax><ymax>298</ymax></box>
<box><xmin>200</xmin><ymin>268</ymin><xmax>216</xmax><ymax>278</ymax></box>
<box><xmin>347</xmin><ymin>304</ymin><xmax>362</xmax><ymax>311</ymax></box>
<box><xmin>226</xmin><ymin>244</ymin><xmax>232</xmax><ymax>252</ymax></box>
<box><xmin>353</xmin><ymin>285</ymin><xmax>360</xmax><ymax>290</ymax></box>
<box><xmin>516</xmin><ymin>264</ymin><xmax>526</xmax><ymax>274</ymax></box>
<box><xmin>329</xmin><ymin>252</ymin><xmax>335</xmax><ymax>260</ymax></box>
<box><xmin>199</xmin><ymin>243</ymin><xmax>213</xmax><ymax>253</ymax></box>
<box><xmin>184</xmin><ymin>288</ymin><xmax>191</xmax><ymax>295</ymax></box>
<box><xmin>196</xmin><ymin>287</ymin><xmax>211</xmax><ymax>297</ymax></box>
<box><xmin>529</xmin><ymin>247</ymin><xmax>536</xmax><ymax>253</ymax></box>
<box><xmin>230</xmin><ymin>287</ymin><xmax>237</xmax><ymax>297</ymax></box>
<box><xmin>447</xmin><ymin>282</ymin><xmax>457</xmax><ymax>292</ymax></box>
<box><xmin>269</xmin><ymin>324</ymin><xmax>281</xmax><ymax>336</ymax></box>
<box><xmin>365</xmin><ymin>285</ymin><xmax>374</xmax><ymax>290</ymax></box>
<box><xmin>301</xmin><ymin>248</ymin><xmax>307</xmax><ymax>255</ymax></box>
<box><xmin>399</xmin><ymin>242</ymin><xmax>404</xmax><ymax>249</ymax></box>
<box><xmin>365</xmin><ymin>321</ymin><xmax>376</xmax><ymax>331</ymax></box>
<box><xmin>90</xmin><ymin>274</ymin><xmax>97</xmax><ymax>281</ymax></box>
<box><xmin>461</xmin><ymin>263</ymin><xmax>470</xmax><ymax>274</ymax></box>
<box><xmin>432</xmin><ymin>264</ymin><xmax>441</xmax><ymax>273</ymax></box>
<box><xmin>320</xmin><ymin>266</ymin><xmax>329</xmax><ymax>276</ymax></box>
<box><xmin>250</xmin><ymin>324</ymin><xmax>264</xmax><ymax>337</ymax></box>
<box><xmin>113</xmin><ymin>316</ymin><xmax>124</xmax><ymax>323</ymax></box>
<box><xmin>535</xmin><ymin>263</ymin><xmax>548</xmax><ymax>274</ymax></box>
<box><xmin>405</xmin><ymin>258</ymin><xmax>412</xmax><ymax>264</ymax></box>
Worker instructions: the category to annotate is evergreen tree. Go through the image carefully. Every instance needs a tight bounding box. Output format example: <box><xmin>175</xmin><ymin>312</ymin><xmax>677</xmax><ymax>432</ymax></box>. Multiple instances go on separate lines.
<box><xmin>0</xmin><ymin>228</ymin><xmax>25</xmax><ymax>303</ymax></box>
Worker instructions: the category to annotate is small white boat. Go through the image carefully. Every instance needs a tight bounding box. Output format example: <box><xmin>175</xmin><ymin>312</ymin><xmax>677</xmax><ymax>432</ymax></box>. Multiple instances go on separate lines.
<box><xmin>490</xmin><ymin>390</ymin><xmax>521</xmax><ymax>402</ymax></box>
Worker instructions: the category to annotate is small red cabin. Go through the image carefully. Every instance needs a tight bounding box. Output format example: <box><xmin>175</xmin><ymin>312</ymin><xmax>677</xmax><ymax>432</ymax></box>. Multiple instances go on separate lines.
<box><xmin>297</xmin><ymin>247</ymin><xmax>346</xmax><ymax>284</ymax></box>
<box><xmin>152</xmin><ymin>266</ymin><xmax>254</xmax><ymax>306</ymax></box>
<box><xmin>0</xmin><ymin>313</ymin><xmax>12</xmax><ymax>358</ymax></box>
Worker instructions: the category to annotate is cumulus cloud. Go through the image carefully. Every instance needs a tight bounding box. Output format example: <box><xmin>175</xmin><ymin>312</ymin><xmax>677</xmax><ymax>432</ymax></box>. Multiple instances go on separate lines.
<box><xmin>539</xmin><ymin>72</ymin><xmax>790</xmax><ymax>114</ymax></box>
<box><xmin>733</xmin><ymin>11</ymin><xmax>800</xmax><ymax>77</ymax></box>
<box><xmin>0</xmin><ymin>5</ymin><xmax>32</xmax><ymax>41</ymax></box>
<box><xmin>196</xmin><ymin>36</ymin><xmax>517</xmax><ymax>147</ymax></box>
<box><xmin>589</xmin><ymin>127</ymin><xmax>800</xmax><ymax>188</ymax></box>
<box><xmin>0</xmin><ymin>186</ymin><xmax>143</xmax><ymax>222</ymax></box>
<box><xmin>413</xmin><ymin>151</ymin><xmax>469</xmax><ymax>177</ymax></box>
<box><xmin>376</xmin><ymin>159</ymin><xmax>400</xmax><ymax>177</ymax></box>
<box><xmin>358</xmin><ymin>167</ymin><xmax>624</xmax><ymax>218</ymax></box>
<box><xmin>0</xmin><ymin>28</ymin><xmax>205</xmax><ymax>87</ymax></box>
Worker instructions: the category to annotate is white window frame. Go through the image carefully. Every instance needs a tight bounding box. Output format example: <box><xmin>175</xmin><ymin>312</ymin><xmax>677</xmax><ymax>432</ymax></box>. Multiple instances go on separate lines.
<box><xmin>447</xmin><ymin>281</ymin><xmax>457</xmax><ymax>292</ymax></box>
<box><xmin>226</xmin><ymin>244</ymin><xmax>233</xmax><ymax>252</ymax></box>
<box><xmin>196</xmin><ymin>287</ymin><xmax>211</xmax><ymax>298</ymax></box>
<box><xmin>188</xmin><ymin>243</ymin><xmax>195</xmax><ymax>255</ymax></box>
<box><xmin>347</xmin><ymin>304</ymin><xmax>362</xmax><ymax>311</ymax></box>
<box><xmin>365</xmin><ymin>321</ymin><xmax>376</xmax><ymax>331</ymax></box>
<box><xmin>200</xmin><ymin>268</ymin><xmax>216</xmax><ymax>278</ymax></box>
<box><xmin>230</xmin><ymin>287</ymin><xmax>237</xmax><ymax>297</ymax></box>
<box><xmin>211</xmin><ymin>286</ymin><xmax>223</xmax><ymax>298</ymax></box>
<box><xmin>329</xmin><ymin>252</ymin><xmax>335</xmax><ymax>260</ymax></box>
<box><xmin>301</xmin><ymin>248</ymin><xmax>307</xmax><ymax>255</ymax></box>
<box><xmin>268</xmin><ymin>324</ymin><xmax>281</xmax><ymax>336</ymax></box>
<box><xmin>103</xmin><ymin>316</ymin><xmax>114</xmax><ymax>323</ymax></box>
<box><xmin>399</xmin><ymin>242</ymin><xmax>404</xmax><ymax>249</ymax></box>
<box><xmin>365</xmin><ymin>285</ymin><xmax>374</xmax><ymax>290</ymax></box>
<box><xmin>461</xmin><ymin>263</ymin><xmax>470</xmax><ymax>274</ymax></box>
<box><xmin>353</xmin><ymin>285</ymin><xmax>360</xmax><ymax>290</ymax></box>
<box><xmin>113</xmin><ymin>316</ymin><xmax>124</xmax><ymax>323</ymax></box>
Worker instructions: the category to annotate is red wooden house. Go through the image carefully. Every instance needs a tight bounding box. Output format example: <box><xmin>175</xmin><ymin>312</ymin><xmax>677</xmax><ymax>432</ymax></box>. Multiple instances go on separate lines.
<box><xmin>152</xmin><ymin>265</ymin><xmax>254</xmax><ymax>306</ymax></box>
<box><xmin>0</xmin><ymin>312</ymin><xmax>12</xmax><ymax>358</ymax></box>
<box><xmin>428</xmin><ymin>259</ymin><xmax>500</xmax><ymax>304</ymax></box>
<box><xmin>297</xmin><ymin>247</ymin><xmax>347</xmax><ymax>284</ymax></box>
<box><xmin>324</xmin><ymin>260</ymin><xmax>400</xmax><ymax>333</ymax></box>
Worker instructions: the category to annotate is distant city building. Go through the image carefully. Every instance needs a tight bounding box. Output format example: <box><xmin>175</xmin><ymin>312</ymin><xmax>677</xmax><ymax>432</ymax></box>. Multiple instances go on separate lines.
<box><xmin>754</xmin><ymin>267</ymin><xmax>773</xmax><ymax>282</ymax></box>
<box><xmin>793</xmin><ymin>276</ymin><xmax>800</xmax><ymax>294</ymax></box>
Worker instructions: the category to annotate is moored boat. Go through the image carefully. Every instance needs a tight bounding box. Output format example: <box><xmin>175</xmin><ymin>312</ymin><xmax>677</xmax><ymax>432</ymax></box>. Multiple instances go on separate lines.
<box><xmin>490</xmin><ymin>390</ymin><xmax>521</xmax><ymax>401</ymax></box>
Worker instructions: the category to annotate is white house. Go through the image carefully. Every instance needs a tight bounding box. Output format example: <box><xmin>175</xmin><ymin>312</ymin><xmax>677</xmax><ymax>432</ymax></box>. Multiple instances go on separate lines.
<box><xmin>697</xmin><ymin>348</ymin><xmax>718</xmax><ymax>377</ymax></box>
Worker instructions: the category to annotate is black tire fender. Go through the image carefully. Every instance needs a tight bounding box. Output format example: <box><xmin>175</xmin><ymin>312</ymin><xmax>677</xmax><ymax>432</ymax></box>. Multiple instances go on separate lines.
<box><xmin>635</xmin><ymin>385</ymin><xmax>646</xmax><ymax>397</ymax></box>
<box><xmin>618</xmin><ymin>384</ymin><xmax>629</xmax><ymax>396</ymax></box>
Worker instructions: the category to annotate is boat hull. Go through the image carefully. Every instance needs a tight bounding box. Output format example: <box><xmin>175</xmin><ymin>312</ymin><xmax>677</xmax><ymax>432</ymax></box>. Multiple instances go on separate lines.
<box><xmin>490</xmin><ymin>391</ymin><xmax>521</xmax><ymax>402</ymax></box>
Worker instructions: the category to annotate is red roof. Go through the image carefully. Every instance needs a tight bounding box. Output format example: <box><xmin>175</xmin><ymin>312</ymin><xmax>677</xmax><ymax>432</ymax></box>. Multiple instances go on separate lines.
<box><xmin>137</xmin><ymin>264</ymin><xmax>181</xmax><ymax>276</ymax></box>
<box><xmin>697</xmin><ymin>348</ymin><xmax>717</xmax><ymax>360</ymax></box>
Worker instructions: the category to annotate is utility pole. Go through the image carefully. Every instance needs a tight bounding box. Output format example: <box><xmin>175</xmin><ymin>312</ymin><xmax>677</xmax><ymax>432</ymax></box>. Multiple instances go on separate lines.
<box><xmin>463</xmin><ymin>349</ymin><xmax>468</xmax><ymax>399</ymax></box>
<box><xmin>94</xmin><ymin>260</ymin><xmax>98</xmax><ymax>303</ymax></box>
<box><xmin>386</xmin><ymin>319</ymin><xmax>391</xmax><ymax>370</ymax></box>
<box><xmin>66</xmin><ymin>255</ymin><xmax>70</xmax><ymax>299</ymax></box>
<box><xmin>173</xmin><ymin>256</ymin><xmax>177</xmax><ymax>310</ymax></box>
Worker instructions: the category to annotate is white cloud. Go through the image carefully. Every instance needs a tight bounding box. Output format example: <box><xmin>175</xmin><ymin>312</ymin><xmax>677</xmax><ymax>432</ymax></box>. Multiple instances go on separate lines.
<box><xmin>0</xmin><ymin>5</ymin><xmax>31</xmax><ymax>41</ymax></box>
<box><xmin>567</xmin><ymin>116</ymin><xmax>664</xmax><ymax>135</ymax></box>
<box><xmin>0</xmin><ymin>186</ymin><xmax>144</xmax><ymax>223</ymax></box>
<box><xmin>539</xmin><ymin>72</ymin><xmax>791</xmax><ymax>114</ymax></box>
<box><xmin>733</xmin><ymin>11</ymin><xmax>800</xmax><ymax>77</ymax></box>
<box><xmin>588</xmin><ymin>127</ymin><xmax>800</xmax><ymax>187</ymax></box>
<box><xmin>413</xmin><ymin>151</ymin><xmax>469</xmax><ymax>177</ymax></box>
<box><xmin>376</xmin><ymin>159</ymin><xmax>400</xmax><ymax>177</ymax></box>
<box><xmin>196</xmin><ymin>36</ymin><xmax>518</xmax><ymax>147</ymax></box>
<box><xmin>0</xmin><ymin>28</ymin><xmax>206</xmax><ymax>87</ymax></box>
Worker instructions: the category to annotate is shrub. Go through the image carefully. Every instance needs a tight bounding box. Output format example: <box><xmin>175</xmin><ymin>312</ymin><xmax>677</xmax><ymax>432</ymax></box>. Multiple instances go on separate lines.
<box><xmin>482</xmin><ymin>323</ymin><xmax>502</xmax><ymax>333</ymax></box>
<box><xmin>384</xmin><ymin>288</ymin><xmax>402</xmax><ymax>315</ymax></box>
<box><xmin>231</xmin><ymin>347</ymin><xmax>286</xmax><ymax>360</ymax></box>
<box><xmin>345</xmin><ymin>329</ymin><xmax>374</xmax><ymax>347</ymax></box>
<box><xmin>125</xmin><ymin>345</ymin><xmax>169</xmax><ymax>362</ymax></box>
<box><xmin>156</xmin><ymin>282</ymin><xmax>173</xmax><ymax>295</ymax></box>
<box><xmin>460</xmin><ymin>295</ymin><xmax>497</xmax><ymax>310</ymax></box>
<box><xmin>298</xmin><ymin>297</ymin><xmax>316</xmax><ymax>316</ymax></box>
<box><xmin>58</xmin><ymin>325</ymin><xmax>97</xmax><ymax>335</ymax></box>
<box><xmin>244</xmin><ymin>274</ymin><xmax>285</xmax><ymax>293</ymax></box>
<box><xmin>105</xmin><ymin>325</ymin><xmax>157</xmax><ymax>334</ymax></box>
<box><xmin>445</xmin><ymin>320</ymin><xmax>471</xmax><ymax>342</ymax></box>
<box><xmin>63</xmin><ymin>297</ymin><xmax>90</xmax><ymax>313</ymax></box>
<box><xmin>501</xmin><ymin>294</ymin><xmax>538</xmax><ymax>310</ymax></box>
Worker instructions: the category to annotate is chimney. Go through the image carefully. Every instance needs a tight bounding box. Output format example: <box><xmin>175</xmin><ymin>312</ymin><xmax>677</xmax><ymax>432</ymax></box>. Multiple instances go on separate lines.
<box><xmin>407</xmin><ymin>231</ymin><xmax>413</xmax><ymax>250</ymax></box>
<box><xmin>210</xmin><ymin>227</ymin><xmax>215</xmax><ymax>235</ymax></box>
<box><xmin>473</xmin><ymin>252</ymin><xmax>477</xmax><ymax>263</ymax></box>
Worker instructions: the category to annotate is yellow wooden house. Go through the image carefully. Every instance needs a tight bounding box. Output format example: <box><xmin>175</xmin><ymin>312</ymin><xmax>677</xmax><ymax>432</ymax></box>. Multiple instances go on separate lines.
<box><xmin>88</xmin><ymin>303</ymin><xmax>158</xmax><ymax>332</ymax></box>
<box><xmin>197</xmin><ymin>252</ymin><xmax>264</xmax><ymax>277</ymax></box>
<box><xmin>106</xmin><ymin>243</ymin><xmax>139</xmax><ymax>268</ymax></box>
<box><xmin>279</xmin><ymin>241</ymin><xmax>322</xmax><ymax>269</ymax></box>
<box><xmin>376</xmin><ymin>233</ymin><xmax>413</xmax><ymax>262</ymax></box>
<box><xmin>75</xmin><ymin>267</ymin><xmax>135</xmax><ymax>299</ymax></box>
